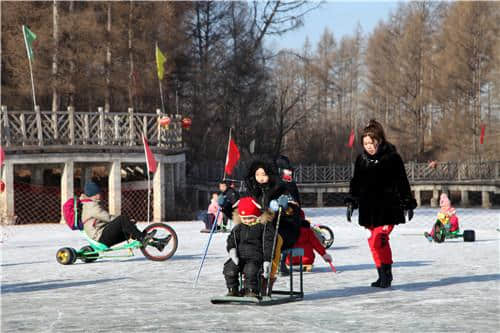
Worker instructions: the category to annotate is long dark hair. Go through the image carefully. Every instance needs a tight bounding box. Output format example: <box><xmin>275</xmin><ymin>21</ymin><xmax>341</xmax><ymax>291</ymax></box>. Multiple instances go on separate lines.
<box><xmin>360</xmin><ymin>119</ymin><xmax>386</xmax><ymax>145</ymax></box>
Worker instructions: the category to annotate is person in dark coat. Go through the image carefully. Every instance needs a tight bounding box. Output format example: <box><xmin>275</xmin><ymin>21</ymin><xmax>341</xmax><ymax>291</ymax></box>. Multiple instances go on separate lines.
<box><xmin>223</xmin><ymin>197</ymin><xmax>275</xmax><ymax>297</ymax></box>
<box><xmin>218</xmin><ymin>180</ymin><xmax>240</xmax><ymax>229</ymax></box>
<box><xmin>242</xmin><ymin>159</ymin><xmax>302</xmax><ymax>278</ymax></box>
<box><xmin>275</xmin><ymin>155</ymin><xmax>301</xmax><ymax>206</ymax></box>
<box><xmin>345</xmin><ymin>119</ymin><xmax>417</xmax><ymax>288</ymax></box>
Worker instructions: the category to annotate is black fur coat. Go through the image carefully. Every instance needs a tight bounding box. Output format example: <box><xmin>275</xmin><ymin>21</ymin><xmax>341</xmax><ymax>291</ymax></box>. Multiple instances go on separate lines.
<box><xmin>348</xmin><ymin>142</ymin><xmax>416</xmax><ymax>228</ymax></box>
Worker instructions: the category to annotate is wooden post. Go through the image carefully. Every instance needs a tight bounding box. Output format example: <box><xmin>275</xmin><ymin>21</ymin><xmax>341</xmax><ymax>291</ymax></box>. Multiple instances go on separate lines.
<box><xmin>461</xmin><ymin>190</ymin><xmax>470</xmax><ymax>207</ymax></box>
<box><xmin>60</xmin><ymin>160</ymin><xmax>74</xmax><ymax>224</ymax></box>
<box><xmin>414</xmin><ymin>189</ymin><xmax>421</xmax><ymax>207</ymax></box>
<box><xmin>35</xmin><ymin>105</ymin><xmax>43</xmax><ymax>146</ymax></box>
<box><xmin>52</xmin><ymin>110</ymin><xmax>59</xmax><ymax>141</ymax></box>
<box><xmin>108</xmin><ymin>160</ymin><xmax>121</xmax><ymax>216</ymax></box>
<box><xmin>98</xmin><ymin>107</ymin><xmax>105</xmax><ymax>145</ymax></box>
<box><xmin>1</xmin><ymin>106</ymin><xmax>10</xmax><ymax>147</ymax></box>
<box><xmin>68</xmin><ymin>106</ymin><xmax>75</xmax><ymax>145</ymax></box>
<box><xmin>142</xmin><ymin>115</ymin><xmax>148</xmax><ymax>140</ymax></box>
<box><xmin>153</xmin><ymin>161</ymin><xmax>166</xmax><ymax>222</ymax></box>
<box><xmin>481</xmin><ymin>191</ymin><xmax>492</xmax><ymax>209</ymax></box>
<box><xmin>316</xmin><ymin>190</ymin><xmax>324</xmax><ymax>207</ymax></box>
<box><xmin>430</xmin><ymin>189</ymin><xmax>439</xmax><ymax>208</ymax></box>
<box><xmin>113</xmin><ymin>114</ymin><xmax>120</xmax><ymax>143</ymax></box>
<box><xmin>83</xmin><ymin>113</ymin><xmax>89</xmax><ymax>145</ymax></box>
<box><xmin>128</xmin><ymin>108</ymin><xmax>135</xmax><ymax>146</ymax></box>
<box><xmin>19</xmin><ymin>112</ymin><xmax>27</xmax><ymax>146</ymax></box>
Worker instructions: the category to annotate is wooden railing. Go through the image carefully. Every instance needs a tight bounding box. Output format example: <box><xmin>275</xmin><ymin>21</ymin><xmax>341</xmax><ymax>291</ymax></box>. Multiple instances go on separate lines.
<box><xmin>0</xmin><ymin>106</ymin><xmax>183</xmax><ymax>150</ymax></box>
<box><xmin>188</xmin><ymin>160</ymin><xmax>500</xmax><ymax>183</ymax></box>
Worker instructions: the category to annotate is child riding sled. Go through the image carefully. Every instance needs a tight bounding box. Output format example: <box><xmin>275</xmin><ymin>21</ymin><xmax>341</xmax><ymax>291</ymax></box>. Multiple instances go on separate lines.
<box><xmin>424</xmin><ymin>193</ymin><xmax>460</xmax><ymax>242</ymax></box>
<box><xmin>223</xmin><ymin>197</ymin><xmax>275</xmax><ymax>297</ymax></box>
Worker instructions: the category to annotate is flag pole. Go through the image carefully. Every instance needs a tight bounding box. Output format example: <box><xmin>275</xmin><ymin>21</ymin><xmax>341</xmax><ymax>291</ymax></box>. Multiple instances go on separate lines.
<box><xmin>22</xmin><ymin>25</ymin><xmax>37</xmax><ymax>111</ymax></box>
<box><xmin>223</xmin><ymin>128</ymin><xmax>232</xmax><ymax>181</ymax></box>
<box><xmin>147</xmin><ymin>169</ymin><xmax>151</xmax><ymax>224</ymax></box>
<box><xmin>156</xmin><ymin>42</ymin><xmax>166</xmax><ymax>114</ymax></box>
<box><xmin>175</xmin><ymin>89</ymin><xmax>179</xmax><ymax>115</ymax></box>
<box><xmin>159</xmin><ymin>80</ymin><xmax>165</xmax><ymax>114</ymax></box>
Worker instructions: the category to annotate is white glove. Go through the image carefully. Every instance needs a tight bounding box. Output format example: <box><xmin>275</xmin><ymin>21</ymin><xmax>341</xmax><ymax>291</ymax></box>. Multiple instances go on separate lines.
<box><xmin>262</xmin><ymin>261</ymin><xmax>271</xmax><ymax>278</ymax></box>
<box><xmin>322</xmin><ymin>253</ymin><xmax>332</xmax><ymax>263</ymax></box>
<box><xmin>229</xmin><ymin>248</ymin><xmax>239</xmax><ymax>265</ymax></box>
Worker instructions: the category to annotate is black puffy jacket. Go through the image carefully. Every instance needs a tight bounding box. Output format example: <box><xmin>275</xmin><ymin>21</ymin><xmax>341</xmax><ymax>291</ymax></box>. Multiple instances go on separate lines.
<box><xmin>243</xmin><ymin>160</ymin><xmax>301</xmax><ymax>250</ymax></box>
<box><xmin>348</xmin><ymin>142</ymin><xmax>417</xmax><ymax>228</ymax></box>
<box><xmin>226</xmin><ymin>221</ymin><xmax>275</xmax><ymax>263</ymax></box>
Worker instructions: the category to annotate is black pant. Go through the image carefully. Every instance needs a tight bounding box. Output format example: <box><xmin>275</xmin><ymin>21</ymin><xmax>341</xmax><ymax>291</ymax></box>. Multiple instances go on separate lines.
<box><xmin>98</xmin><ymin>215</ymin><xmax>144</xmax><ymax>247</ymax></box>
<box><xmin>223</xmin><ymin>259</ymin><xmax>261</xmax><ymax>290</ymax></box>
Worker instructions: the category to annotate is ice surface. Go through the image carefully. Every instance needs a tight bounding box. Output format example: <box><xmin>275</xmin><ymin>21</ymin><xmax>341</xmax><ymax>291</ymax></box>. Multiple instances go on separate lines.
<box><xmin>1</xmin><ymin>208</ymin><xmax>499</xmax><ymax>332</ymax></box>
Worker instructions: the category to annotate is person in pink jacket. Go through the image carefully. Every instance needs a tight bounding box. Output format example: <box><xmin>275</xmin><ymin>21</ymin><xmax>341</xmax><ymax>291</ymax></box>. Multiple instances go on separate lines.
<box><xmin>425</xmin><ymin>193</ymin><xmax>459</xmax><ymax>241</ymax></box>
<box><xmin>285</xmin><ymin>220</ymin><xmax>332</xmax><ymax>271</ymax></box>
<box><xmin>200</xmin><ymin>192</ymin><xmax>224</xmax><ymax>232</ymax></box>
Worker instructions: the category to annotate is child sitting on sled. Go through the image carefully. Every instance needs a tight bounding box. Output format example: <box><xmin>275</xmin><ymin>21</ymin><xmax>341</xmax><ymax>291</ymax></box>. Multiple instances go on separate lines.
<box><xmin>223</xmin><ymin>197</ymin><xmax>275</xmax><ymax>297</ymax></box>
<box><xmin>424</xmin><ymin>193</ymin><xmax>460</xmax><ymax>241</ymax></box>
<box><xmin>285</xmin><ymin>220</ymin><xmax>332</xmax><ymax>272</ymax></box>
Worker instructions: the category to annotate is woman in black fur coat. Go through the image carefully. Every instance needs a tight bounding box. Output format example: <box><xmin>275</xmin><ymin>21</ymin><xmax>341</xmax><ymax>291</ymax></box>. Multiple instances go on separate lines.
<box><xmin>346</xmin><ymin>120</ymin><xmax>417</xmax><ymax>288</ymax></box>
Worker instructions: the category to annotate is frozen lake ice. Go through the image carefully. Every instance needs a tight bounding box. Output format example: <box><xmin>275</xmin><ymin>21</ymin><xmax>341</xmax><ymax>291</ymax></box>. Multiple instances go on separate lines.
<box><xmin>1</xmin><ymin>208</ymin><xmax>499</xmax><ymax>332</ymax></box>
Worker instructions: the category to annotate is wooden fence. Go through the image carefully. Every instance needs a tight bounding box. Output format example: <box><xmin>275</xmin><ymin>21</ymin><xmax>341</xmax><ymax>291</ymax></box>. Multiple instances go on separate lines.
<box><xmin>0</xmin><ymin>106</ymin><xmax>182</xmax><ymax>150</ymax></box>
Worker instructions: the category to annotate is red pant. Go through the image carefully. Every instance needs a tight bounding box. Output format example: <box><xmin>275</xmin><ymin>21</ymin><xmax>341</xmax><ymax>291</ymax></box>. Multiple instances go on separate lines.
<box><xmin>368</xmin><ymin>225</ymin><xmax>394</xmax><ymax>267</ymax></box>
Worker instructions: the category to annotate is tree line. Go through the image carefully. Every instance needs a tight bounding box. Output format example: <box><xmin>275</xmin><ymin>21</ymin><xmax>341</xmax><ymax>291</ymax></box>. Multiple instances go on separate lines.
<box><xmin>2</xmin><ymin>1</ymin><xmax>499</xmax><ymax>168</ymax></box>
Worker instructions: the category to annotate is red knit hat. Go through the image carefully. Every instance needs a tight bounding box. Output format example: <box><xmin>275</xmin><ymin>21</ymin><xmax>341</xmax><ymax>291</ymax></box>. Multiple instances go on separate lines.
<box><xmin>237</xmin><ymin>197</ymin><xmax>262</xmax><ymax>218</ymax></box>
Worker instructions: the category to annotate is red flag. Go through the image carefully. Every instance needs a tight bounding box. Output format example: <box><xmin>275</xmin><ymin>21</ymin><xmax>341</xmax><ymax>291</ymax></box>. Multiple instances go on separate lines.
<box><xmin>0</xmin><ymin>145</ymin><xmax>4</xmax><ymax>166</ymax></box>
<box><xmin>480</xmin><ymin>124</ymin><xmax>486</xmax><ymax>144</ymax></box>
<box><xmin>142</xmin><ymin>135</ymin><xmax>157</xmax><ymax>174</ymax></box>
<box><xmin>224</xmin><ymin>137</ymin><xmax>240</xmax><ymax>176</ymax></box>
<box><xmin>347</xmin><ymin>129</ymin><xmax>355</xmax><ymax>148</ymax></box>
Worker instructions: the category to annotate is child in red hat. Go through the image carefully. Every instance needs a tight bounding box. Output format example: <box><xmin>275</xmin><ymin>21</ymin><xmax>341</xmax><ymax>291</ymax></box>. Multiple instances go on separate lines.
<box><xmin>223</xmin><ymin>197</ymin><xmax>276</xmax><ymax>297</ymax></box>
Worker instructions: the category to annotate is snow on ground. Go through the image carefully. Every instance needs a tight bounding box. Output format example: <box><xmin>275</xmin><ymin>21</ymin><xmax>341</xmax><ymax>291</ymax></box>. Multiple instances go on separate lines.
<box><xmin>1</xmin><ymin>208</ymin><xmax>499</xmax><ymax>333</ymax></box>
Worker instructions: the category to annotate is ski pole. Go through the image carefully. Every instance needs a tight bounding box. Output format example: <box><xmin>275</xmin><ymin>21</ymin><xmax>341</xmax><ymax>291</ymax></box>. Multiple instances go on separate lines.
<box><xmin>267</xmin><ymin>206</ymin><xmax>282</xmax><ymax>297</ymax></box>
<box><xmin>193</xmin><ymin>207</ymin><xmax>222</xmax><ymax>288</ymax></box>
<box><xmin>328</xmin><ymin>261</ymin><xmax>337</xmax><ymax>273</ymax></box>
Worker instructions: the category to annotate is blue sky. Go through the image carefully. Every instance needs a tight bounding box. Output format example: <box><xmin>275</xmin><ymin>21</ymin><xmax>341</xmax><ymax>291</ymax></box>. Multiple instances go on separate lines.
<box><xmin>267</xmin><ymin>1</ymin><xmax>401</xmax><ymax>51</ymax></box>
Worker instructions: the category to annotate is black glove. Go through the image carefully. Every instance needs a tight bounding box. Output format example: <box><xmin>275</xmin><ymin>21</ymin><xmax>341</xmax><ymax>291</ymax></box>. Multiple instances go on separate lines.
<box><xmin>346</xmin><ymin>204</ymin><xmax>353</xmax><ymax>222</ymax></box>
<box><xmin>401</xmin><ymin>198</ymin><xmax>417</xmax><ymax>211</ymax></box>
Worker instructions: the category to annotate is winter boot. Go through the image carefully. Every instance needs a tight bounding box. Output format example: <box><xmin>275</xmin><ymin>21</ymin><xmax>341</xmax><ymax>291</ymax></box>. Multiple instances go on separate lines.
<box><xmin>424</xmin><ymin>232</ymin><xmax>433</xmax><ymax>242</ymax></box>
<box><xmin>226</xmin><ymin>287</ymin><xmax>240</xmax><ymax>297</ymax></box>
<box><xmin>371</xmin><ymin>267</ymin><xmax>382</xmax><ymax>287</ymax></box>
<box><xmin>140</xmin><ymin>230</ymin><xmax>157</xmax><ymax>246</ymax></box>
<box><xmin>382</xmin><ymin>264</ymin><xmax>392</xmax><ymax>286</ymax></box>
<box><xmin>244</xmin><ymin>289</ymin><xmax>258</xmax><ymax>297</ymax></box>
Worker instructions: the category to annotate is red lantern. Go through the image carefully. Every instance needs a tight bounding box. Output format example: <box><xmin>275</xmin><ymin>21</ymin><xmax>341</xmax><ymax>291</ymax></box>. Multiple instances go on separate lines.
<box><xmin>181</xmin><ymin>117</ymin><xmax>192</xmax><ymax>130</ymax></box>
<box><xmin>0</xmin><ymin>180</ymin><xmax>4</xmax><ymax>193</ymax></box>
<box><xmin>159</xmin><ymin>116</ymin><xmax>171</xmax><ymax>129</ymax></box>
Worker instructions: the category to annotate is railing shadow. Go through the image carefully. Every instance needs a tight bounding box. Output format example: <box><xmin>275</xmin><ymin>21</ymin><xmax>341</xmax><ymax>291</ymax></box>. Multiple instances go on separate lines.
<box><xmin>306</xmin><ymin>273</ymin><xmax>500</xmax><ymax>301</ymax></box>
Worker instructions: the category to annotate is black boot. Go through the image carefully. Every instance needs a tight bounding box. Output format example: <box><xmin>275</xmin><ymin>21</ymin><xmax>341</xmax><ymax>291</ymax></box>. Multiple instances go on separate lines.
<box><xmin>371</xmin><ymin>267</ymin><xmax>382</xmax><ymax>287</ymax></box>
<box><xmin>382</xmin><ymin>264</ymin><xmax>392</xmax><ymax>287</ymax></box>
<box><xmin>226</xmin><ymin>287</ymin><xmax>240</xmax><ymax>297</ymax></box>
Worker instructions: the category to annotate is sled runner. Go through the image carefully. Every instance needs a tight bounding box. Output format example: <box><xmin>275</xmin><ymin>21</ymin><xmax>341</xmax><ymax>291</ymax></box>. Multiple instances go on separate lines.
<box><xmin>211</xmin><ymin>248</ymin><xmax>305</xmax><ymax>306</ymax></box>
